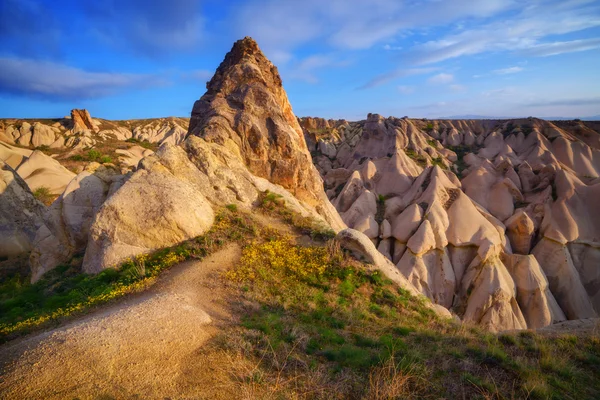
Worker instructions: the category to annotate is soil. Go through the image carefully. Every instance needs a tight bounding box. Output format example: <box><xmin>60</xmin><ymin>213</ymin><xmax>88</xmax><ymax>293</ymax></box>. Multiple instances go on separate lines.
<box><xmin>0</xmin><ymin>244</ymin><xmax>241</xmax><ymax>399</ymax></box>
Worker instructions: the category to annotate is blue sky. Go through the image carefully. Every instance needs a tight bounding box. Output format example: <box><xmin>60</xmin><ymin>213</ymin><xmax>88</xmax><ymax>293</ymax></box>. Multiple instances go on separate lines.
<box><xmin>1</xmin><ymin>0</ymin><xmax>599</xmax><ymax>120</ymax></box>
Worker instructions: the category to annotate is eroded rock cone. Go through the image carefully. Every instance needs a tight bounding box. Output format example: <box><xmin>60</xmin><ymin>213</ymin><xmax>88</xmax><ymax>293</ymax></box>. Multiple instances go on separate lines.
<box><xmin>188</xmin><ymin>38</ymin><xmax>323</xmax><ymax>205</ymax></box>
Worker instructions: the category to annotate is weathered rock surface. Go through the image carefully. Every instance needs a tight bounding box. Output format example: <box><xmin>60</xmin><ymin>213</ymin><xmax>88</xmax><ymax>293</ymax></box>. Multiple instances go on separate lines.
<box><xmin>30</xmin><ymin>164</ymin><xmax>125</xmax><ymax>282</ymax></box>
<box><xmin>188</xmin><ymin>37</ymin><xmax>344</xmax><ymax>231</ymax></box>
<box><xmin>305</xmin><ymin>115</ymin><xmax>600</xmax><ymax>331</ymax></box>
<box><xmin>0</xmin><ymin>161</ymin><xmax>45</xmax><ymax>259</ymax></box>
<box><xmin>82</xmin><ymin>154</ymin><xmax>214</xmax><ymax>274</ymax></box>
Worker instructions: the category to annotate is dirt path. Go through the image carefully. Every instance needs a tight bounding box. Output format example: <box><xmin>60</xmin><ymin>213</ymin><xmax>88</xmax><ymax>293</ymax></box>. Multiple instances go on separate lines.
<box><xmin>0</xmin><ymin>244</ymin><xmax>241</xmax><ymax>400</ymax></box>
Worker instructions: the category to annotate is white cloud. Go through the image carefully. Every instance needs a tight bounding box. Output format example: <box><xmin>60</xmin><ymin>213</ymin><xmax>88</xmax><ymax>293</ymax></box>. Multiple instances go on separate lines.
<box><xmin>287</xmin><ymin>54</ymin><xmax>350</xmax><ymax>83</ymax></box>
<box><xmin>181</xmin><ymin>69</ymin><xmax>213</xmax><ymax>82</ymax></box>
<box><xmin>523</xmin><ymin>38</ymin><xmax>600</xmax><ymax>57</ymax></box>
<box><xmin>397</xmin><ymin>85</ymin><xmax>414</xmax><ymax>94</ymax></box>
<box><xmin>493</xmin><ymin>66</ymin><xmax>524</xmax><ymax>74</ymax></box>
<box><xmin>0</xmin><ymin>57</ymin><xmax>165</xmax><ymax>100</ymax></box>
<box><xmin>383</xmin><ymin>44</ymin><xmax>403</xmax><ymax>51</ymax></box>
<box><xmin>428</xmin><ymin>73</ymin><xmax>454</xmax><ymax>84</ymax></box>
<box><xmin>359</xmin><ymin>67</ymin><xmax>438</xmax><ymax>89</ymax></box>
<box><xmin>409</xmin><ymin>1</ymin><xmax>600</xmax><ymax>65</ymax></box>
<box><xmin>449</xmin><ymin>84</ymin><xmax>466</xmax><ymax>91</ymax></box>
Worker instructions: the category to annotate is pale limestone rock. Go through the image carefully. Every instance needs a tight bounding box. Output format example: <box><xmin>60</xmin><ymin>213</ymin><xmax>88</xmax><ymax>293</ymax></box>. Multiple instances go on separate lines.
<box><xmin>341</xmin><ymin>190</ymin><xmax>377</xmax><ymax>229</ymax></box>
<box><xmin>16</xmin><ymin>150</ymin><xmax>76</xmax><ymax>195</ymax></box>
<box><xmin>502</xmin><ymin>253</ymin><xmax>566</xmax><ymax>328</ymax></box>
<box><xmin>391</xmin><ymin>203</ymin><xmax>423</xmax><ymax>242</ymax></box>
<box><xmin>532</xmin><ymin>238</ymin><xmax>597</xmax><ymax>319</ymax></box>
<box><xmin>0</xmin><ymin>161</ymin><xmax>45</xmax><ymax>259</ymax></box>
<box><xmin>459</xmin><ymin>256</ymin><xmax>528</xmax><ymax>332</ymax></box>
<box><xmin>397</xmin><ymin>248</ymin><xmax>455</xmax><ymax>308</ymax></box>
<box><xmin>380</xmin><ymin>219</ymin><xmax>392</xmax><ymax>239</ymax></box>
<box><xmin>505</xmin><ymin>210</ymin><xmax>535</xmax><ymax>254</ymax></box>
<box><xmin>354</xmin><ymin>214</ymin><xmax>379</xmax><ymax>239</ymax></box>
<box><xmin>82</xmin><ymin>164</ymin><xmax>214</xmax><ymax>274</ymax></box>
<box><xmin>377</xmin><ymin>238</ymin><xmax>393</xmax><ymax>261</ymax></box>
<box><xmin>0</xmin><ymin>142</ymin><xmax>32</xmax><ymax>169</ymax></box>
<box><xmin>31</xmin><ymin>122</ymin><xmax>56</xmax><ymax>147</ymax></box>
<box><xmin>29</xmin><ymin>166</ymin><xmax>124</xmax><ymax>282</ymax></box>
<box><xmin>407</xmin><ymin>220</ymin><xmax>436</xmax><ymax>255</ymax></box>
<box><xmin>336</xmin><ymin>228</ymin><xmax>419</xmax><ymax>297</ymax></box>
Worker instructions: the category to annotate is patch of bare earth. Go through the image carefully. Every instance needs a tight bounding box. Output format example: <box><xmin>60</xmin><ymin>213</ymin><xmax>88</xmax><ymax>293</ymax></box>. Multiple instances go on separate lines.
<box><xmin>0</xmin><ymin>244</ymin><xmax>241</xmax><ymax>399</ymax></box>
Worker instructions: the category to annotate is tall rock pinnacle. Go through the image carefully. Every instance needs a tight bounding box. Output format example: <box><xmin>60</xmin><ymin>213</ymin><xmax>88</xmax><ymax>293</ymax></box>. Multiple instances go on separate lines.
<box><xmin>187</xmin><ymin>37</ymin><xmax>324</xmax><ymax>206</ymax></box>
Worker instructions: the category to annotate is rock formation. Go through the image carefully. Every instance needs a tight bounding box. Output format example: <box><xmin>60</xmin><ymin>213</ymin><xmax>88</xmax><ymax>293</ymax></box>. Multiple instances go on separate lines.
<box><xmin>0</xmin><ymin>161</ymin><xmax>45</xmax><ymax>259</ymax></box>
<box><xmin>302</xmin><ymin>115</ymin><xmax>599</xmax><ymax>331</ymax></box>
<box><xmin>188</xmin><ymin>37</ymin><xmax>343</xmax><ymax>230</ymax></box>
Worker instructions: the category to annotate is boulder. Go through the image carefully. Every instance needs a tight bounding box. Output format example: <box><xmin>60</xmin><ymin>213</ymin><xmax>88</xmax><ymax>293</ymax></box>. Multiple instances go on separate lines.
<box><xmin>82</xmin><ymin>161</ymin><xmax>214</xmax><ymax>274</ymax></box>
<box><xmin>0</xmin><ymin>161</ymin><xmax>45</xmax><ymax>259</ymax></box>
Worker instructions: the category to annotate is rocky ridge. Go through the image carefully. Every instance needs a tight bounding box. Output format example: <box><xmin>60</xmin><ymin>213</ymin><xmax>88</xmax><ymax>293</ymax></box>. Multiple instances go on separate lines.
<box><xmin>300</xmin><ymin>115</ymin><xmax>600</xmax><ymax>331</ymax></box>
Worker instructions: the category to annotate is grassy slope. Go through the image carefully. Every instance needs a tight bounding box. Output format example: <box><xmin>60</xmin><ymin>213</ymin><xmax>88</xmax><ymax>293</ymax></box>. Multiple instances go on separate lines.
<box><xmin>1</xmin><ymin>196</ymin><xmax>599</xmax><ymax>399</ymax></box>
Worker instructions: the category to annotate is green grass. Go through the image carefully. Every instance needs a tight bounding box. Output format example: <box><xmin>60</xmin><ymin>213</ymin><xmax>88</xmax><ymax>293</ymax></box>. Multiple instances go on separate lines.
<box><xmin>2</xmin><ymin>199</ymin><xmax>600</xmax><ymax>398</ymax></box>
<box><xmin>32</xmin><ymin>186</ymin><xmax>54</xmax><ymax>206</ymax></box>
<box><xmin>258</xmin><ymin>190</ymin><xmax>335</xmax><ymax>241</ymax></box>
<box><xmin>0</xmin><ymin>209</ymin><xmax>262</xmax><ymax>342</ymax></box>
<box><xmin>125</xmin><ymin>137</ymin><xmax>157</xmax><ymax>150</ymax></box>
<box><xmin>404</xmin><ymin>149</ymin><xmax>427</xmax><ymax>167</ymax></box>
<box><xmin>213</xmin><ymin>223</ymin><xmax>600</xmax><ymax>399</ymax></box>
<box><xmin>69</xmin><ymin>149</ymin><xmax>113</xmax><ymax>164</ymax></box>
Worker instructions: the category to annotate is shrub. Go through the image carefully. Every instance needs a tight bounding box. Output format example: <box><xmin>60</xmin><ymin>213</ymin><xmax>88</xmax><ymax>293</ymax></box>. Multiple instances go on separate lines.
<box><xmin>33</xmin><ymin>186</ymin><xmax>53</xmax><ymax>206</ymax></box>
<box><xmin>99</xmin><ymin>155</ymin><xmax>112</xmax><ymax>164</ymax></box>
<box><xmin>87</xmin><ymin>149</ymin><xmax>102</xmax><ymax>161</ymax></box>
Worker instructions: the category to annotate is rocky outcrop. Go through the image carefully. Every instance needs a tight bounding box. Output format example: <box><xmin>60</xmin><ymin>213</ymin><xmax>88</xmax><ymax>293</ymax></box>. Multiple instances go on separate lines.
<box><xmin>82</xmin><ymin>149</ymin><xmax>214</xmax><ymax>274</ymax></box>
<box><xmin>0</xmin><ymin>161</ymin><xmax>45</xmax><ymax>259</ymax></box>
<box><xmin>187</xmin><ymin>37</ymin><xmax>343</xmax><ymax>231</ymax></box>
<box><xmin>29</xmin><ymin>164</ymin><xmax>125</xmax><ymax>282</ymax></box>
<box><xmin>311</xmin><ymin>115</ymin><xmax>600</xmax><ymax>331</ymax></box>
<box><xmin>71</xmin><ymin>109</ymin><xmax>97</xmax><ymax>134</ymax></box>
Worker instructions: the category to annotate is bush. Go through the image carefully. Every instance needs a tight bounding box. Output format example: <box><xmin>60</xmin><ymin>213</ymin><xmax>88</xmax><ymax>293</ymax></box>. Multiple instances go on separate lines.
<box><xmin>99</xmin><ymin>155</ymin><xmax>112</xmax><ymax>164</ymax></box>
<box><xmin>87</xmin><ymin>149</ymin><xmax>102</xmax><ymax>162</ymax></box>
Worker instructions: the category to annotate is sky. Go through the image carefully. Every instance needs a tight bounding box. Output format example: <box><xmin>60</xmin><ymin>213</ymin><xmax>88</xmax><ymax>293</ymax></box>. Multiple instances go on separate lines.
<box><xmin>0</xmin><ymin>0</ymin><xmax>599</xmax><ymax>120</ymax></box>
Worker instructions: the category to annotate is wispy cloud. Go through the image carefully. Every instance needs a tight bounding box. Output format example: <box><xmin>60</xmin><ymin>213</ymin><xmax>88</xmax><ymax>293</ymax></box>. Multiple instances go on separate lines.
<box><xmin>397</xmin><ymin>85</ymin><xmax>415</xmax><ymax>94</ymax></box>
<box><xmin>428</xmin><ymin>73</ymin><xmax>454</xmax><ymax>85</ymax></box>
<box><xmin>408</xmin><ymin>1</ymin><xmax>600</xmax><ymax>65</ymax></box>
<box><xmin>358</xmin><ymin>67</ymin><xmax>437</xmax><ymax>90</ymax></box>
<box><xmin>287</xmin><ymin>54</ymin><xmax>350</xmax><ymax>83</ymax></box>
<box><xmin>180</xmin><ymin>69</ymin><xmax>213</xmax><ymax>82</ymax></box>
<box><xmin>0</xmin><ymin>57</ymin><xmax>165</xmax><ymax>100</ymax></box>
<box><xmin>493</xmin><ymin>66</ymin><xmax>524</xmax><ymax>74</ymax></box>
<box><xmin>522</xmin><ymin>38</ymin><xmax>600</xmax><ymax>57</ymax></box>
<box><xmin>526</xmin><ymin>97</ymin><xmax>600</xmax><ymax>107</ymax></box>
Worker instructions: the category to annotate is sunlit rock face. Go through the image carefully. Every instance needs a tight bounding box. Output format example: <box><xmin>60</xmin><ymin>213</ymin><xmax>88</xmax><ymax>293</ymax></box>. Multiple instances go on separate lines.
<box><xmin>188</xmin><ymin>36</ymin><xmax>344</xmax><ymax>230</ymax></box>
<box><xmin>302</xmin><ymin>115</ymin><xmax>600</xmax><ymax>331</ymax></box>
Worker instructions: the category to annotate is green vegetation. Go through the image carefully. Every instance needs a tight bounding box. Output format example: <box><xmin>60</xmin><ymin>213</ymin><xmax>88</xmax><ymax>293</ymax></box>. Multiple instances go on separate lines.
<box><xmin>215</xmin><ymin>225</ymin><xmax>600</xmax><ymax>398</ymax></box>
<box><xmin>69</xmin><ymin>149</ymin><xmax>113</xmax><ymax>164</ymax></box>
<box><xmin>375</xmin><ymin>194</ymin><xmax>386</xmax><ymax>224</ymax></box>
<box><xmin>125</xmin><ymin>137</ymin><xmax>157</xmax><ymax>150</ymax></box>
<box><xmin>0</xmin><ymin>209</ymin><xmax>262</xmax><ymax>341</ymax></box>
<box><xmin>447</xmin><ymin>145</ymin><xmax>471</xmax><ymax>178</ymax></box>
<box><xmin>431</xmin><ymin>156</ymin><xmax>447</xmax><ymax>170</ymax></box>
<box><xmin>404</xmin><ymin>149</ymin><xmax>427</xmax><ymax>167</ymax></box>
<box><xmin>2</xmin><ymin>196</ymin><xmax>600</xmax><ymax>398</ymax></box>
<box><xmin>426</xmin><ymin>139</ymin><xmax>437</xmax><ymax>147</ymax></box>
<box><xmin>424</xmin><ymin>122</ymin><xmax>434</xmax><ymax>132</ymax></box>
<box><xmin>32</xmin><ymin>186</ymin><xmax>54</xmax><ymax>206</ymax></box>
<box><xmin>258</xmin><ymin>190</ymin><xmax>335</xmax><ymax>241</ymax></box>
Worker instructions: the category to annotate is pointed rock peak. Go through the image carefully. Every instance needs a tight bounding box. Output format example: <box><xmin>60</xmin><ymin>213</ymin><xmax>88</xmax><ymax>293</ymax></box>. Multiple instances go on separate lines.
<box><xmin>203</xmin><ymin>36</ymin><xmax>283</xmax><ymax>96</ymax></box>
